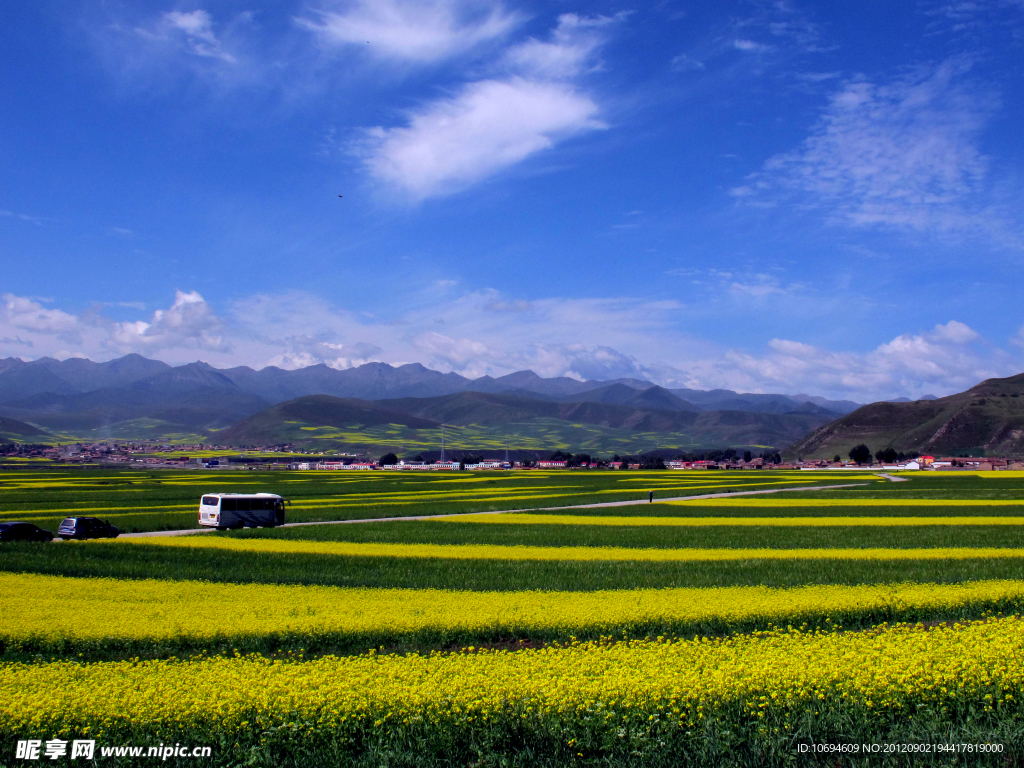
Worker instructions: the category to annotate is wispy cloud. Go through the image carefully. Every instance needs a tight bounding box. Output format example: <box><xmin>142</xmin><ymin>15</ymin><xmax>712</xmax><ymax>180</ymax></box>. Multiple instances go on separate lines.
<box><xmin>127</xmin><ymin>9</ymin><xmax>240</xmax><ymax>67</ymax></box>
<box><xmin>732</xmin><ymin>59</ymin><xmax>1000</xmax><ymax>232</ymax></box>
<box><xmin>91</xmin><ymin>6</ymin><xmax>265</xmax><ymax>91</ymax></box>
<box><xmin>156</xmin><ymin>10</ymin><xmax>237</xmax><ymax>63</ymax></box>
<box><xmin>733</xmin><ymin>39</ymin><xmax>772</xmax><ymax>53</ymax></box>
<box><xmin>360</xmin><ymin>13</ymin><xmax>616</xmax><ymax>201</ymax></box>
<box><xmin>1</xmin><ymin>209</ymin><xmax>46</xmax><ymax>225</ymax></box>
<box><xmin>502</xmin><ymin>12</ymin><xmax>620</xmax><ymax>79</ymax></box>
<box><xmin>297</xmin><ymin>0</ymin><xmax>521</xmax><ymax>63</ymax></box>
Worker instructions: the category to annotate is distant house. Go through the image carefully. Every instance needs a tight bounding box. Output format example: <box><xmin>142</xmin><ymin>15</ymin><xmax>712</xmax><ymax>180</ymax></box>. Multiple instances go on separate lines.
<box><xmin>537</xmin><ymin>460</ymin><xmax>568</xmax><ymax>468</ymax></box>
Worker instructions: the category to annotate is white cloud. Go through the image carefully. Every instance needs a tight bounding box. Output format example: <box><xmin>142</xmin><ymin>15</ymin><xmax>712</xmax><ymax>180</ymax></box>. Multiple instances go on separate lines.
<box><xmin>112</xmin><ymin>290</ymin><xmax>228</xmax><ymax>353</ymax></box>
<box><xmin>298</xmin><ymin>0</ymin><xmax>520</xmax><ymax>63</ymax></box>
<box><xmin>362</xmin><ymin>77</ymin><xmax>604</xmax><ymax>200</ymax></box>
<box><xmin>359</xmin><ymin>13</ymin><xmax>617</xmax><ymax>200</ymax></box>
<box><xmin>733</xmin><ymin>39</ymin><xmax>772</xmax><ymax>52</ymax></box>
<box><xmin>930</xmin><ymin>319</ymin><xmax>979</xmax><ymax>344</ymax></box>
<box><xmin>715</xmin><ymin>320</ymin><xmax>1011</xmax><ymax>399</ymax></box>
<box><xmin>0</xmin><ymin>291</ymin><xmax>229</xmax><ymax>359</ymax></box>
<box><xmin>3</xmin><ymin>295</ymin><xmax>80</xmax><ymax>337</ymax></box>
<box><xmin>159</xmin><ymin>10</ymin><xmax>236</xmax><ymax>63</ymax></box>
<box><xmin>733</xmin><ymin>59</ymin><xmax>999</xmax><ymax>231</ymax></box>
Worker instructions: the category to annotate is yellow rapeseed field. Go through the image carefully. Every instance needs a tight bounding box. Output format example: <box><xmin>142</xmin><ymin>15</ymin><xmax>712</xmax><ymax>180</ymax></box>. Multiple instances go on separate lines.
<box><xmin>115</xmin><ymin>536</ymin><xmax>1024</xmax><ymax>562</ymax></box>
<box><xmin>4</xmin><ymin>573</ymin><xmax>1024</xmax><ymax>649</ymax></box>
<box><xmin>2</xmin><ymin>617</ymin><xmax>1021</xmax><ymax>741</ymax></box>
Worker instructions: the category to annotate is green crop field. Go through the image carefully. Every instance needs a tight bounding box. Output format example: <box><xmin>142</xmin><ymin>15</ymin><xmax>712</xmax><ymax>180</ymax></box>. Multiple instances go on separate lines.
<box><xmin>0</xmin><ymin>467</ymin><xmax>856</xmax><ymax>533</ymax></box>
<box><xmin>3</xmin><ymin>468</ymin><xmax>1024</xmax><ymax>766</ymax></box>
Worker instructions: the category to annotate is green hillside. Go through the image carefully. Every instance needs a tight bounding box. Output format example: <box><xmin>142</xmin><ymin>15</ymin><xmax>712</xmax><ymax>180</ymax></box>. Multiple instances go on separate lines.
<box><xmin>0</xmin><ymin>416</ymin><xmax>49</xmax><ymax>442</ymax></box>
<box><xmin>214</xmin><ymin>394</ymin><xmax>829</xmax><ymax>453</ymax></box>
<box><xmin>788</xmin><ymin>372</ymin><xmax>1024</xmax><ymax>459</ymax></box>
<box><xmin>216</xmin><ymin>395</ymin><xmax>440</xmax><ymax>446</ymax></box>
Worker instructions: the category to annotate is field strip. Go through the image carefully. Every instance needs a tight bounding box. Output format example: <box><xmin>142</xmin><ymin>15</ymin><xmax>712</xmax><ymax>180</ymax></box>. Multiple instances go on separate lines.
<box><xmin>665</xmin><ymin>498</ymin><xmax>1024</xmax><ymax>506</ymax></box>
<box><xmin>120</xmin><ymin>482</ymin><xmax>870</xmax><ymax>537</ymax></box>
<box><xmin>0</xmin><ymin>504</ymin><xmax>195</xmax><ymax>518</ymax></box>
<box><xmin>112</xmin><ymin>536</ymin><xmax>1024</xmax><ymax>561</ymax></box>
<box><xmin>516</xmin><ymin>482</ymin><xmax>870</xmax><ymax>509</ymax></box>
<box><xmin>445</xmin><ymin>514</ymin><xmax>1024</xmax><ymax>527</ymax></box>
<box><xmin>3</xmin><ymin>572</ymin><xmax>1024</xmax><ymax>643</ymax></box>
<box><xmin>3</xmin><ymin>617</ymin><xmax>1022</xmax><ymax>742</ymax></box>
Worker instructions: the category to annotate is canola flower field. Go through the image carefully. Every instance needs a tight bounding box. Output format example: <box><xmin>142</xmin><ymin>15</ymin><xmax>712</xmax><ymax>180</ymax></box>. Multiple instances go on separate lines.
<box><xmin>4</xmin><ymin>572</ymin><xmax>1024</xmax><ymax>658</ymax></box>
<box><xmin>111</xmin><ymin>533</ymin><xmax>1024</xmax><ymax>563</ymax></box>
<box><xmin>3</xmin><ymin>467</ymin><xmax>1024</xmax><ymax>765</ymax></box>
<box><xmin>2</xmin><ymin>618</ymin><xmax>1022</xmax><ymax>766</ymax></box>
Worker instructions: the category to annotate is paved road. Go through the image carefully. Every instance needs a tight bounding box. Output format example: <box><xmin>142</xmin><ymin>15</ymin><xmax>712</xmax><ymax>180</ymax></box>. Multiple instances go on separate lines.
<box><xmin>120</xmin><ymin>482</ymin><xmax>869</xmax><ymax>538</ymax></box>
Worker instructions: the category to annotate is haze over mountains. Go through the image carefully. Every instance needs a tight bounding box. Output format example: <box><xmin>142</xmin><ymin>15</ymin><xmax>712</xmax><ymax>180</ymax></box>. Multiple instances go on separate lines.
<box><xmin>0</xmin><ymin>354</ymin><xmax>858</xmax><ymax>450</ymax></box>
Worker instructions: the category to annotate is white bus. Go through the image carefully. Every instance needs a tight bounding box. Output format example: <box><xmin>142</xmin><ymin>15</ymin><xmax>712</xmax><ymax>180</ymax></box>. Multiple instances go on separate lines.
<box><xmin>198</xmin><ymin>493</ymin><xmax>288</xmax><ymax>529</ymax></box>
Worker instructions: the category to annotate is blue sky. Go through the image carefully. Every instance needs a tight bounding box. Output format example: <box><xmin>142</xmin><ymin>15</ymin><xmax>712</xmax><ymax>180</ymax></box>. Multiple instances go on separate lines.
<box><xmin>2</xmin><ymin>0</ymin><xmax>1023</xmax><ymax>400</ymax></box>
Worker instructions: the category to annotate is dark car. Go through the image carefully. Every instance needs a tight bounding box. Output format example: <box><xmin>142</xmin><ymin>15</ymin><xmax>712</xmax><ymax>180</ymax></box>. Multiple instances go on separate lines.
<box><xmin>56</xmin><ymin>517</ymin><xmax>120</xmax><ymax>540</ymax></box>
<box><xmin>0</xmin><ymin>522</ymin><xmax>54</xmax><ymax>542</ymax></box>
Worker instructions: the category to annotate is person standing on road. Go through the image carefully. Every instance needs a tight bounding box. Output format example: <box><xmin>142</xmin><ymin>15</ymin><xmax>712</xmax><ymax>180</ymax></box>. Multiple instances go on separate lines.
<box><xmin>649</xmin><ymin>491</ymin><xmax>653</xmax><ymax>503</ymax></box>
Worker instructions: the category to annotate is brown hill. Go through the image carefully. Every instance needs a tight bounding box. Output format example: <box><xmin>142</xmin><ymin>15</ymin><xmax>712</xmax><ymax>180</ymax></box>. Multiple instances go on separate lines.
<box><xmin>788</xmin><ymin>373</ymin><xmax>1024</xmax><ymax>459</ymax></box>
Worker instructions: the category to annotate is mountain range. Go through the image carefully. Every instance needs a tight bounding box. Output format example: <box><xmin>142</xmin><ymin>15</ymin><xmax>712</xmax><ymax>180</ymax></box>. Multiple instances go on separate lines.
<box><xmin>0</xmin><ymin>354</ymin><xmax>857</xmax><ymax>451</ymax></box>
<box><xmin>216</xmin><ymin>391</ymin><xmax>834</xmax><ymax>455</ymax></box>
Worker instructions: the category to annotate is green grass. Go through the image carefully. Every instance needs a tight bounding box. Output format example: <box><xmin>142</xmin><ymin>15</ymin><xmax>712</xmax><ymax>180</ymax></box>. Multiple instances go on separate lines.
<box><xmin>225</xmin><ymin>519</ymin><xmax>1024</xmax><ymax>550</ymax></box>
<box><xmin>536</xmin><ymin>502</ymin><xmax>1024</xmax><ymax>517</ymax></box>
<box><xmin>5</xmin><ymin>541</ymin><xmax>1024</xmax><ymax>592</ymax></box>
<box><xmin>216</xmin><ymin>418</ymin><xmax>778</xmax><ymax>455</ymax></box>
<box><xmin>0</xmin><ymin>468</ymin><xmax>873</xmax><ymax>533</ymax></box>
<box><xmin>779</xmin><ymin>476</ymin><xmax>1024</xmax><ymax>499</ymax></box>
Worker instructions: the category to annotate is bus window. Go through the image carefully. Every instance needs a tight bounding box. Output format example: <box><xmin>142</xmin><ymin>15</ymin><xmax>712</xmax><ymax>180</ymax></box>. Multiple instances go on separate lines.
<box><xmin>201</xmin><ymin>496</ymin><xmax>219</xmax><ymax>506</ymax></box>
<box><xmin>220</xmin><ymin>498</ymin><xmax>237</xmax><ymax>512</ymax></box>
<box><xmin>235</xmin><ymin>499</ymin><xmax>251</xmax><ymax>512</ymax></box>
